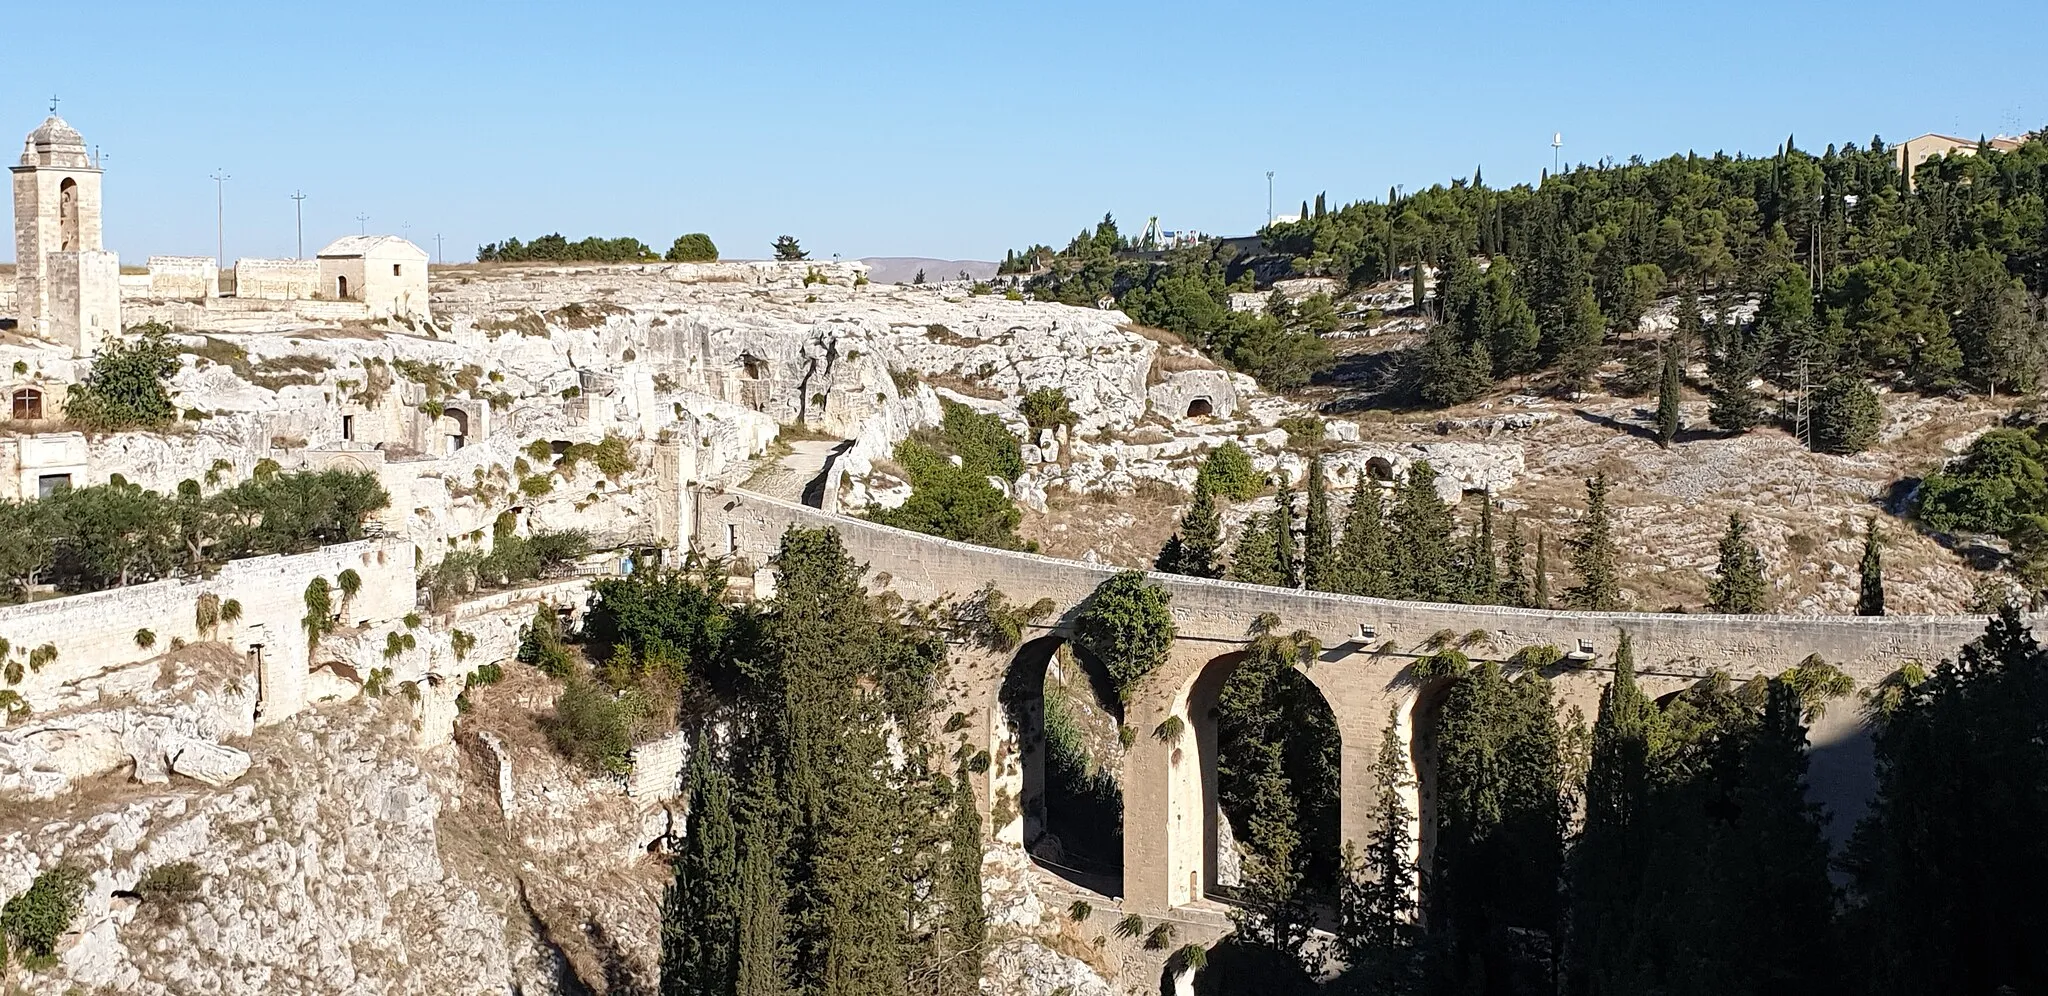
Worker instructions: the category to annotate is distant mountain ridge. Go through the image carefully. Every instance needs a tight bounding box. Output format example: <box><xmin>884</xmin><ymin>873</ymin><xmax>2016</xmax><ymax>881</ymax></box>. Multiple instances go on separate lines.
<box><xmin>857</xmin><ymin>257</ymin><xmax>999</xmax><ymax>285</ymax></box>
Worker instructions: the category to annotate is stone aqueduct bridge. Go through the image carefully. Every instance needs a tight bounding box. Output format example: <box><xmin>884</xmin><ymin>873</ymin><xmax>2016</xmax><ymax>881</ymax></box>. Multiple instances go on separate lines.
<box><xmin>696</xmin><ymin>488</ymin><xmax>1997</xmax><ymax>918</ymax></box>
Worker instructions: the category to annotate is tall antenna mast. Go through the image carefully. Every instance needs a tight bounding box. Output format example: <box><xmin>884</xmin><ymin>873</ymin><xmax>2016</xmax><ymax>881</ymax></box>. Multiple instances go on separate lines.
<box><xmin>209</xmin><ymin>169</ymin><xmax>231</xmax><ymax>266</ymax></box>
<box><xmin>291</xmin><ymin>190</ymin><xmax>308</xmax><ymax>259</ymax></box>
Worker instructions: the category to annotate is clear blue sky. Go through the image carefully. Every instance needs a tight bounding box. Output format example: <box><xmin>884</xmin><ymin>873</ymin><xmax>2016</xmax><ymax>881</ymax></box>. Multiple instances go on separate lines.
<box><xmin>6</xmin><ymin>0</ymin><xmax>2044</xmax><ymax>264</ymax></box>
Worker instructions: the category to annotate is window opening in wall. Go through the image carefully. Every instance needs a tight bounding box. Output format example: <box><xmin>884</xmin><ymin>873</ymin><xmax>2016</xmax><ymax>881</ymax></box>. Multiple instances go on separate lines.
<box><xmin>392</xmin><ymin>264</ymin><xmax>402</xmax><ymax>277</ymax></box>
<box><xmin>725</xmin><ymin>523</ymin><xmax>738</xmax><ymax>554</ymax></box>
<box><xmin>12</xmin><ymin>388</ymin><xmax>42</xmax><ymax>421</ymax></box>
<box><xmin>337</xmin><ymin>275</ymin><xmax>350</xmax><ymax>298</ymax></box>
<box><xmin>341</xmin><ymin>414</ymin><xmax>354</xmax><ymax>441</ymax></box>
<box><xmin>37</xmin><ymin>473</ymin><xmax>72</xmax><ymax>499</ymax></box>
<box><xmin>58</xmin><ymin>178</ymin><xmax>79</xmax><ymax>252</ymax></box>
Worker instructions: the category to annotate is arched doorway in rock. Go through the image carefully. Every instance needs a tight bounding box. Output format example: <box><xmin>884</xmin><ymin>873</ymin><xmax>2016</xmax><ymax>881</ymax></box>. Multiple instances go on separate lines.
<box><xmin>441</xmin><ymin>407</ymin><xmax>471</xmax><ymax>453</ymax></box>
<box><xmin>997</xmin><ymin>635</ymin><xmax>1127</xmax><ymax>895</ymax></box>
<box><xmin>1159</xmin><ymin>633</ymin><xmax>1343</xmax><ymax>912</ymax></box>
<box><xmin>1365</xmin><ymin>456</ymin><xmax>1397</xmax><ymax>484</ymax></box>
<box><xmin>1186</xmin><ymin>397</ymin><xmax>1215</xmax><ymax>418</ymax></box>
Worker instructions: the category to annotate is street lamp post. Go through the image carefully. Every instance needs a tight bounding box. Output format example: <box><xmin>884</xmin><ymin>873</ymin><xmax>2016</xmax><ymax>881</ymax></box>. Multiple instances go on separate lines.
<box><xmin>209</xmin><ymin>170</ymin><xmax>231</xmax><ymax>266</ymax></box>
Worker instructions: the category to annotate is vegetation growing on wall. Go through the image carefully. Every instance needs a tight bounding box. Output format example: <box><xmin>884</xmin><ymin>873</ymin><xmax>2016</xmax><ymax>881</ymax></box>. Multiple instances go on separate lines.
<box><xmin>65</xmin><ymin>323</ymin><xmax>181</xmax><ymax>431</ymax></box>
<box><xmin>1072</xmin><ymin>570</ymin><xmax>1174</xmax><ymax>702</ymax></box>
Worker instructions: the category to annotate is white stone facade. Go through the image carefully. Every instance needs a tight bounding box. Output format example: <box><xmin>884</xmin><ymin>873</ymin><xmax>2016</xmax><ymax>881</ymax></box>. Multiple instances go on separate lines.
<box><xmin>233</xmin><ymin>257</ymin><xmax>320</xmax><ymax>300</ymax></box>
<box><xmin>316</xmin><ymin>235</ymin><xmax>430</xmax><ymax>320</ymax></box>
<box><xmin>147</xmin><ymin>255</ymin><xmax>220</xmax><ymax>299</ymax></box>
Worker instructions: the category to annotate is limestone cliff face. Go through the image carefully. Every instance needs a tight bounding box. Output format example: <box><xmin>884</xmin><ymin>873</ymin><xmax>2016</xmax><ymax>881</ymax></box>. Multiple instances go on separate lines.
<box><xmin>0</xmin><ymin>679</ymin><xmax>667</xmax><ymax>995</ymax></box>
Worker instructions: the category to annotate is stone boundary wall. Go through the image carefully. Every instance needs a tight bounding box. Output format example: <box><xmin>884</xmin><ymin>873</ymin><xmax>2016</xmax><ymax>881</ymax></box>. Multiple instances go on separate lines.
<box><xmin>3</xmin><ymin>538</ymin><xmax>413</xmax><ymax>722</ymax></box>
<box><xmin>146</xmin><ymin>256</ymin><xmax>218</xmax><ymax>300</ymax></box>
<box><xmin>697</xmin><ymin>487</ymin><xmax>1992</xmax><ymax>683</ymax></box>
<box><xmin>233</xmin><ymin>258</ymin><xmax>320</xmax><ymax>301</ymax></box>
<box><xmin>122</xmin><ymin>297</ymin><xmax>373</xmax><ymax>330</ymax></box>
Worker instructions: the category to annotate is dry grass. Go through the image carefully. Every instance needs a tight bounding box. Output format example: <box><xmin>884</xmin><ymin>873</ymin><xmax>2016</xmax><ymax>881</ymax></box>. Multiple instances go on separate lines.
<box><xmin>1119</xmin><ymin>322</ymin><xmax>1185</xmax><ymax>347</ymax></box>
<box><xmin>925</xmin><ymin>372</ymin><xmax>1006</xmax><ymax>400</ymax></box>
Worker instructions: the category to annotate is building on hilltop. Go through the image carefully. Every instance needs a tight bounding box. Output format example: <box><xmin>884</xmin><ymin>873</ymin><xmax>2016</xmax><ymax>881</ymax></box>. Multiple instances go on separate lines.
<box><xmin>316</xmin><ymin>235</ymin><xmax>430</xmax><ymax>321</ymax></box>
<box><xmin>10</xmin><ymin>115</ymin><xmax>119</xmax><ymax>356</ymax></box>
<box><xmin>1896</xmin><ymin>132</ymin><xmax>2027</xmax><ymax>187</ymax></box>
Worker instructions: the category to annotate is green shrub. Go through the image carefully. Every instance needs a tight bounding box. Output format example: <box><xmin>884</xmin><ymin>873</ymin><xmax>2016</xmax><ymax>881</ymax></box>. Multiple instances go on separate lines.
<box><xmin>1277</xmin><ymin>415</ymin><xmax>1325</xmax><ymax>446</ymax></box>
<box><xmin>134</xmin><ymin>628</ymin><xmax>156</xmax><ymax>649</ymax></box>
<box><xmin>939</xmin><ymin>401</ymin><xmax>1024</xmax><ymax>481</ymax></box>
<box><xmin>134</xmin><ymin>861</ymin><xmax>203</xmax><ymax>904</ymax></box>
<box><xmin>519</xmin><ymin>474</ymin><xmax>555</xmax><ymax>497</ymax></box>
<box><xmin>665</xmin><ymin>232</ymin><xmax>719</xmax><ymax>262</ymax></box>
<box><xmin>1</xmin><ymin>865</ymin><xmax>89</xmax><ymax>971</ymax></box>
<box><xmin>1074</xmin><ymin>571</ymin><xmax>1176</xmax><ymax>703</ymax></box>
<box><xmin>1021</xmin><ymin>387</ymin><xmax>1078</xmax><ymax>433</ymax></box>
<box><xmin>545</xmin><ymin>674</ymin><xmax>644</xmax><ymax>775</ymax></box>
<box><xmin>1195</xmin><ymin>443</ymin><xmax>1261</xmax><ymax>501</ymax></box>
<box><xmin>66</xmin><ymin>324</ymin><xmax>179</xmax><ymax>431</ymax></box>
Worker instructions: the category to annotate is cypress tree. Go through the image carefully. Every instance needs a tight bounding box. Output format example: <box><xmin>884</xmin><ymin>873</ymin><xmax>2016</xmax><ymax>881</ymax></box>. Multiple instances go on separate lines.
<box><xmin>937</xmin><ymin>768</ymin><xmax>987</xmax><ymax>996</ymax></box>
<box><xmin>1273</xmin><ymin>475</ymin><xmax>1299</xmax><ymax>588</ymax></box>
<box><xmin>1464</xmin><ymin>495</ymin><xmax>1499</xmax><ymax>604</ymax></box>
<box><xmin>1412</xmin><ymin>266</ymin><xmax>1427</xmax><ymax>313</ymax></box>
<box><xmin>1565</xmin><ymin>630</ymin><xmax>1661</xmax><ymax>995</ymax></box>
<box><xmin>1157</xmin><ymin>484</ymin><xmax>1224</xmax><ymax>579</ymax></box>
<box><xmin>1533</xmin><ymin>532</ymin><xmax>1551</xmax><ymax>609</ymax></box>
<box><xmin>733</xmin><ymin>762</ymin><xmax>794</xmax><ymax>996</ymax></box>
<box><xmin>812</xmin><ymin>716</ymin><xmax>909</xmax><ymax>996</ymax></box>
<box><xmin>1859</xmin><ymin>518</ymin><xmax>1886</xmax><ymax>616</ymax></box>
<box><xmin>1567</xmin><ymin>474</ymin><xmax>1622</xmax><ymax>610</ymax></box>
<box><xmin>1228</xmin><ymin>515</ymin><xmax>1286</xmax><ymax>587</ymax></box>
<box><xmin>1719</xmin><ymin>679</ymin><xmax>1840</xmax><ymax>993</ymax></box>
<box><xmin>1303</xmin><ymin>456</ymin><xmax>1336</xmax><ymax>591</ymax></box>
<box><xmin>662</xmin><ymin>732</ymin><xmax>740</xmax><ymax>996</ymax></box>
<box><xmin>1706</xmin><ymin>513</ymin><xmax>1769</xmax><ymax>614</ymax></box>
<box><xmin>1391</xmin><ymin>461</ymin><xmax>1457</xmax><ymax>602</ymax></box>
<box><xmin>1339</xmin><ymin>706</ymin><xmax>1422</xmax><ymax>993</ymax></box>
<box><xmin>1498</xmin><ymin>515</ymin><xmax>1529</xmax><ymax>607</ymax></box>
<box><xmin>1655</xmin><ymin>340</ymin><xmax>1682</xmax><ymax>449</ymax></box>
<box><xmin>1333</xmin><ymin>484</ymin><xmax>1391</xmax><ymax>598</ymax></box>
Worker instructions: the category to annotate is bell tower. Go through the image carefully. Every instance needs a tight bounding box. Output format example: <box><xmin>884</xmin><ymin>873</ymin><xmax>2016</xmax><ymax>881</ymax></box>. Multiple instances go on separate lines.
<box><xmin>12</xmin><ymin>114</ymin><xmax>118</xmax><ymax>355</ymax></box>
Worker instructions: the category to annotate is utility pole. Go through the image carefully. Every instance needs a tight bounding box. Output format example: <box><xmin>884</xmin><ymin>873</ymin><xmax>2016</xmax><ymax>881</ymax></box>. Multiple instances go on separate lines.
<box><xmin>355</xmin><ymin>213</ymin><xmax>369</xmax><ymax>236</ymax></box>
<box><xmin>1265</xmin><ymin>171</ymin><xmax>1275</xmax><ymax>227</ymax></box>
<box><xmin>291</xmin><ymin>190</ymin><xmax>307</xmax><ymax>259</ymax></box>
<box><xmin>209</xmin><ymin>170</ymin><xmax>231</xmax><ymax>266</ymax></box>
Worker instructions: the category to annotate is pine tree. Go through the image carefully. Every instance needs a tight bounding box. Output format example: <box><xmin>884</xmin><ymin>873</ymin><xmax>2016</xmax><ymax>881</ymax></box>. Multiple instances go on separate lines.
<box><xmin>1333</xmin><ymin>484</ymin><xmax>1391</xmax><ymax>598</ymax></box>
<box><xmin>1411</xmin><ymin>266</ymin><xmax>1427</xmax><ymax>313</ymax></box>
<box><xmin>1303</xmin><ymin>457</ymin><xmax>1336</xmax><ymax>591</ymax></box>
<box><xmin>1567</xmin><ymin>474</ymin><xmax>1622</xmax><ymax>610</ymax></box>
<box><xmin>1532</xmin><ymin>532</ymin><xmax>1551</xmax><ymax>609</ymax></box>
<box><xmin>662</xmin><ymin>732</ymin><xmax>740</xmax><ymax>996</ymax></box>
<box><xmin>1227</xmin><ymin>515</ymin><xmax>1285</xmax><ymax>587</ymax></box>
<box><xmin>1157</xmin><ymin>484</ymin><xmax>1224</xmax><ymax>579</ymax></box>
<box><xmin>1707</xmin><ymin>319</ymin><xmax>1763</xmax><ymax>432</ymax></box>
<box><xmin>1564</xmin><ymin>630</ymin><xmax>1661</xmax><ymax>995</ymax></box>
<box><xmin>1858</xmin><ymin>517</ymin><xmax>1886</xmax><ymax>616</ymax></box>
<box><xmin>1339</xmin><ymin>707</ymin><xmax>1422</xmax><ymax>994</ymax></box>
<box><xmin>1498</xmin><ymin>515</ymin><xmax>1529</xmax><ymax>607</ymax></box>
<box><xmin>1273</xmin><ymin>475</ymin><xmax>1299</xmax><ymax>588</ymax></box>
<box><xmin>1655</xmin><ymin>340</ymin><xmax>1682</xmax><ymax>449</ymax></box>
<box><xmin>1391</xmin><ymin>461</ymin><xmax>1457</xmax><ymax>602</ymax></box>
<box><xmin>1706</xmin><ymin>513</ymin><xmax>1768</xmax><ymax>614</ymax></box>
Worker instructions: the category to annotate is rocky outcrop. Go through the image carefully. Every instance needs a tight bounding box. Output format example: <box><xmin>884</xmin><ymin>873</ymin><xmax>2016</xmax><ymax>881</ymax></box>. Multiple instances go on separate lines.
<box><xmin>982</xmin><ymin>938</ymin><xmax>1115</xmax><ymax>996</ymax></box>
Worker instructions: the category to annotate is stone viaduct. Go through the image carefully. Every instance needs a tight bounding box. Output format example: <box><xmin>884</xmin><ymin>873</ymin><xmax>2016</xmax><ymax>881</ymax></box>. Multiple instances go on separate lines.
<box><xmin>695</xmin><ymin>487</ymin><xmax>1997</xmax><ymax>918</ymax></box>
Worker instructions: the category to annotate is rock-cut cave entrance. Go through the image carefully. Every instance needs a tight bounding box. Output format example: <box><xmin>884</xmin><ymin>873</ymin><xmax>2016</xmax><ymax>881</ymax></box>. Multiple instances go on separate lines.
<box><xmin>999</xmin><ymin>635</ymin><xmax>1126</xmax><ymax>896</ymax></box>
<box><xmin>1186</xmin><ymin>397</ymin><xmax>1215</xmax><ymax>418</ymax></box>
